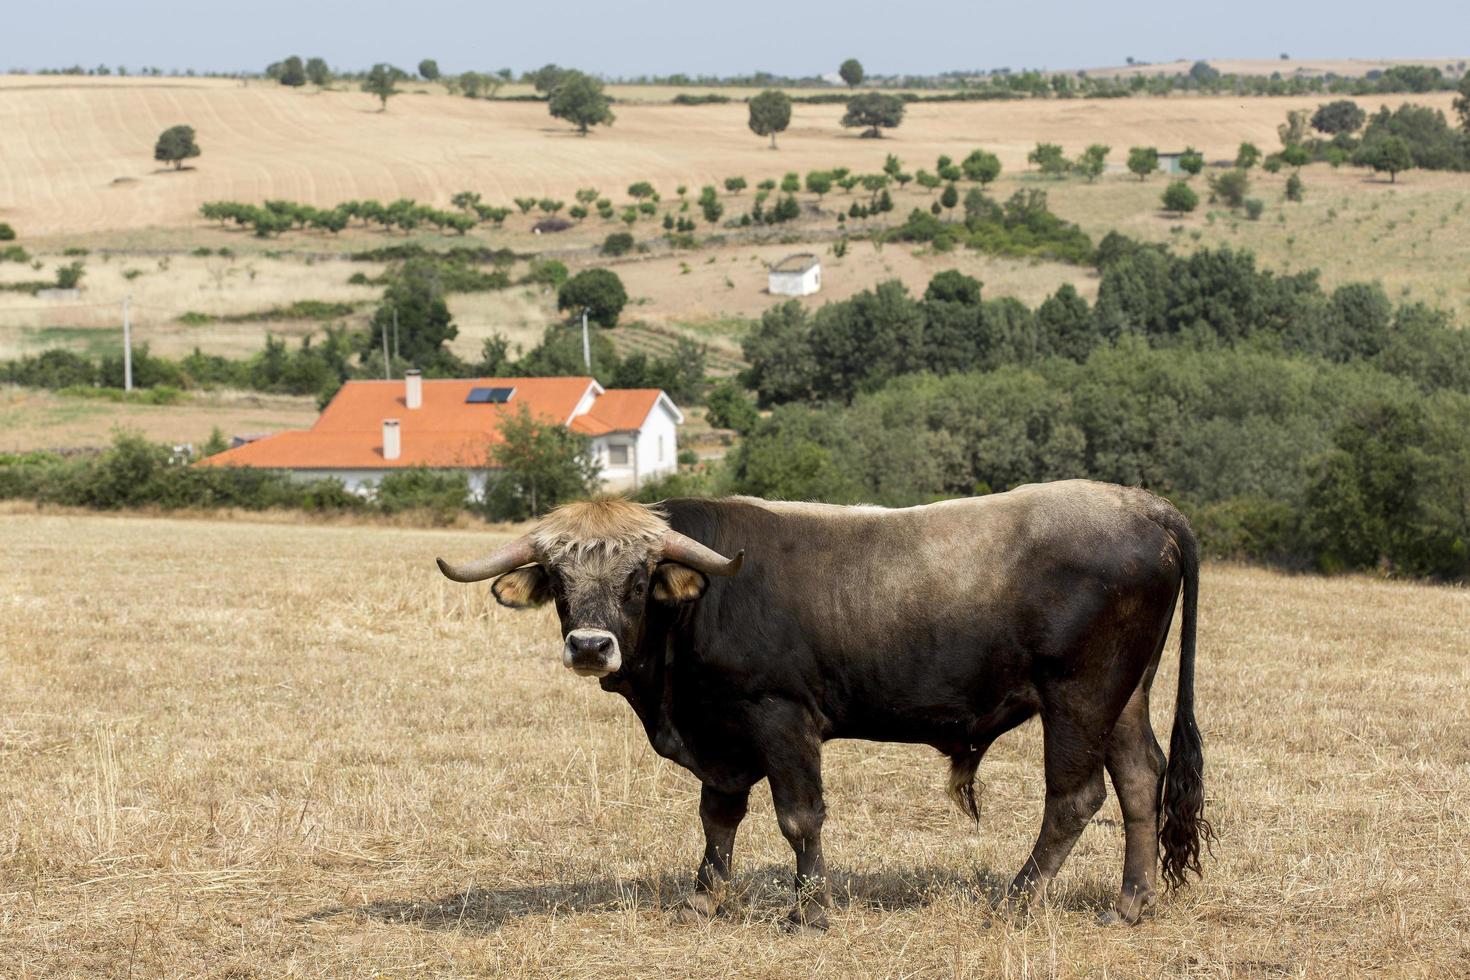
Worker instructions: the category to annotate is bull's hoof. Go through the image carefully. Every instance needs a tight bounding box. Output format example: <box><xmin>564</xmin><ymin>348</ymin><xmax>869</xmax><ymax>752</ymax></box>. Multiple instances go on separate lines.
<box><xmin>676</xmin><ymin>892</ymin><xmax>719</xmax><ymax>924</ymax></box>
<box><xmin>784</xmin><ymin>908</ymin><xmax>829</xmax><ymax>934</ymax></box>
<box><xmin>1098</xmin><ymin>890</ymin><xmax>1154</xmax><ymax>927</ymax></box>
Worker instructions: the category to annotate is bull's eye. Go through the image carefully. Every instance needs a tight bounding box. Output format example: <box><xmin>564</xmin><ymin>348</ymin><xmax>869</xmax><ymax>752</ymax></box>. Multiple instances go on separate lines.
<box><xmin>628</xmin><ymin>579</ymin><xmax>645</xmax><ymax>601</ymax></box>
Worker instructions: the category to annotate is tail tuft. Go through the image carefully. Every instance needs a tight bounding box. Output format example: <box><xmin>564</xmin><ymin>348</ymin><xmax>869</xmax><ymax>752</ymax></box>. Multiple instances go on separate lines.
<box><xmin>947</xmin><ymin>752</ymin><xmax>982</xmax><ymax>823</ymax></box>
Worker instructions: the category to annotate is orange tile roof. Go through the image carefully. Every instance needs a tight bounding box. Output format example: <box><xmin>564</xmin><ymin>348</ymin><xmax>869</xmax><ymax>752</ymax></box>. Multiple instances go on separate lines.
<box><xmin>197</xmin><ymin>376</ymin><xmax>623</xmax><ymax>471</ymax></box>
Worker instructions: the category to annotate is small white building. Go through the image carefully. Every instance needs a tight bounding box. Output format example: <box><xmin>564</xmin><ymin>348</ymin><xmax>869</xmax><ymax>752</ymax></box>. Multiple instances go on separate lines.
<box><xmin>768</xmin><ymin>253</ymin><xmax>821</xmax><ymax>297</ymax></box>
<box><xmin>196</xmin><ymin>373</ymin><xmax>682</xmax><ymax>495</ymax></box>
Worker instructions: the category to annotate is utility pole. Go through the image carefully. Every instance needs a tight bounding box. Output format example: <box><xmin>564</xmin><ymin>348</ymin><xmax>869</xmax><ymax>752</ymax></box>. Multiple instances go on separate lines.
<box><xmin>581</xmin><ymin>308</ymin><xmax>591</xmax><ymax>371</ymax></box>
<box><xmin>393</xmin><ymin>308</ymin><xmax>400</xmax><ymax>361</ymax></box>
<box><xmin>122</xmin><ymin>296</ymin><xmax>133</xmax><ymax>392</ymax></box>
<box><xmin>382</xmin><ymin>320</ymin><xmax>391</xmax><ymax>380</ymax></box>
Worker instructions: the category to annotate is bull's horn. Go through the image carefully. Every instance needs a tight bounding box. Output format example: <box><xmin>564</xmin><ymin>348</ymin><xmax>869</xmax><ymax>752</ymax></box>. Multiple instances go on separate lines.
<box><xmin>660</xmin><ymin>530</ymin><xmax>744</xmax><ymax>577</ymax></box>
<box><xmin>436</xmin><ymin>534</ymin><xmax>536</xmax><ymax>583</ymax></box>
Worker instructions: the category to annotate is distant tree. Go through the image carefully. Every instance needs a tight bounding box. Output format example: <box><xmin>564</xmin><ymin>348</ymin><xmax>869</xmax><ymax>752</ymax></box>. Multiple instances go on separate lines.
<box><xmin>1126</xmin><ymin>146</ymin><xmax>1158</xmax><ymax>180</ymax></box>
<box><xmin>1277</xmin><ymin>108</ymin><xmax>1311</xmax><ymax>148</ymax></box>
<box><xmin>748</xmin><ymin>89</ymin><xmax>792</xmax><ymax>148</ymax></box>
<box><xmin>1027</xmin><ymin>142</ymin><xmax>1069</xmax><ymax>176</ymax></box>
<box><xmin>1178</xmin><ymin>146</ymin><xmax>1205</xmax><ymax>176</ymax></box>
<box><xmin>705</xmin><ymin>381</ymin><xmax>760</xmax><ymax>434</ymax></box>
<box><xmin>1235</xmin><ymin>141</ymin><xmax>1262</xmax><ymax>169</ymax></box>
<box><xmin>1312</xmin><ymin>99</ymin><xmax>1367</xmax><ymax>136</ymax></box>
<box><xmin>805</xmin><ymin>171</ymin><xmax>833</xmax><ymax>197</ymax></box>
<box><xmin>724</xmin><ymin>176</ymin><xmax>747</xmax><ymax>194</ymax></box>
<box><xmin>1353</xmin><ymin>136</ymin><xmax>1413</xmax><ymax>182</ymax></box>
<box><xmin>557</xmin><ymin>267</ymin><xmax>627</xmax><ymax>326</ymax></box>
<box><xmin>1285</xmin><ymin>171</ymin><xmax>1305</xmax><ymax>202</ymax></box>
<box><xmin>841</xmin><ymin>92</ymin><xmax>904</xmax><ymax>138</ymax></box>
<box><xmin>839</xmin><ymin>58</ymin><xmax>865</xmax><ymax>89</ymax></box>
<box><xmin>1161</xmin><ymin>180</ymin><xmax>1199</xmax><ymax>215</ymax></box>
<box><xmin>278</xmin><ymin>55</ymin><xmax>306</xmax><ymax>87</ymax></box>
<box><xmin>549</xmin><ymin>71</ymin><xmax>614</xmax><ymax>134</ymax></box>
<box><xmin>369</xmin><ymin>258</ymin><xmax>458</xmax><ymax>364</ymax></box>
<box><xmin>153</xmin><ymin>125</ymin><xmax>201</xmax><ymax>169</ymax></box>
<box><xmin>0</xmin><ymin>223</ymin><xmax>14</xmax><ymax>241</ymax></box>
<box><xmin>1188</xmin><ymin>60</ymin><xmax>1220</xmax><ymax>85</ymax></box>
<box><xmin>777</xmin><ymin>172</ymin><xmax>797</xmax><ymax>193</ymax></box>
<box><xmin>458</xmin><ymin>72</ymin><xmax>486</xmax><ymax>98</ymax></box>
<box><xmin>418</xmin><ymin>59</ymin><xmax>440</xmax><ymax>81</ymax></box>
<box><xmin>486</xmin><ymin>404</ymin><xmax>598</xmax><ymax>520</ymax></box>
<box><xmin>1208</xmin><ymin>168</ymin><xmax>1251</xmax><ymax>208</ymax></box>
<box><xmin>1456</xmin><ymin>73</ymin><xmax>1470</xmax><ymax>131</ymax></box>
<box><xmin>627</xmin><ymin>181</ymin><xmax>657</xmax><ymax>200</ymax></box>
<box><xmin>1280</xmin><ymin>144</ymin><xmax>1312</xmax><ymax>168</ymax></box>
<box><xmin>939</xmin><ymin>183</ymin><xmax>959</xmax><ymax>210</ymax></box>
<box><xmin>1075</xmin><ymin>143</ymin><xmax>1109</xmax><ymax>182</ymax></box>
<box><xmin>305</xmin><ymin>57</ymin><xmax>331</xmax><ymax>87</ymax></box>
<box><xmin>960</xmin><ymin>149</ymin><xmax>1002</xmax><ymax>186</ymax></box>
<box><xmin>361</xmin><ymin>63</ymin><xmax>401</xmax><ymax>110</ymax></box>
<box><xmin>526</xmin><ymin>64</ymin><xmax>567</xmax><ymax>96</ymax></box>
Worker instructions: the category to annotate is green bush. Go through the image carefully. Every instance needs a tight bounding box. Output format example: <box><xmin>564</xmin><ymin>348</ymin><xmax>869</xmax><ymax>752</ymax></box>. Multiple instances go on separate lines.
<box><xmin>601</xmin><ymin>232</ymin><xmax>634</xmax><ymax>256</ymax></box>
<box><xmin>0</xmin><ymin>223</ymin><xmax>14</xmax><ymax>241</ymax></box>
<box><xmin>557</xmin><ymin>268</ymin><xmax>627</xmax><ymax>327</ymax></box>
<box><xmin>375</xmin><ymin>468</ymin><xmax>469</xmax><ymax>522</ymax></box>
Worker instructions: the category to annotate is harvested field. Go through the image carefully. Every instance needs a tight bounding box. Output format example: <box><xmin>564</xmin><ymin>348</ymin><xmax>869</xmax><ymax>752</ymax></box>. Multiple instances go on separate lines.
<box><xmin>1</xmin><ymin>511</ymin><xmax>1467</xmax><ymax>976</ymax></box>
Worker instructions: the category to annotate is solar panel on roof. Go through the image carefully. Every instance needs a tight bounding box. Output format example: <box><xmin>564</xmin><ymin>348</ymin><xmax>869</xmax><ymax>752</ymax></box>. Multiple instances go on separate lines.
<box><xmin>466</xmin><ymin>386</ymin><xmax>515</xmax><ymax>404</ymax></box>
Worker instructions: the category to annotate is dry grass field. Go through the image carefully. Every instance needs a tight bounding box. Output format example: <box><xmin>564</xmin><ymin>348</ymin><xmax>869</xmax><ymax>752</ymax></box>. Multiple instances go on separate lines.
<box><xmin>2</xmin><ymin>509</ymin><xmax>1467</xmax><ymax>977</ymax></box>
<box><xmin>1</xmin><ymin>75</ymin><xmax>1458</xmax><ymax>238</ymax></box>
<box><xmin>0</xmin><ymin>387</ymin><xmax>319</xmax><ymax>452</ymax></box>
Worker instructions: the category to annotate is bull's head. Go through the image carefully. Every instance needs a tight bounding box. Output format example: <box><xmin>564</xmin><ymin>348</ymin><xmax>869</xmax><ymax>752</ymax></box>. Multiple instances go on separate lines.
<box><xmin>436</xmin><ymin>499</ymin><xmax>742</xmax><ymax>678</ymax></box>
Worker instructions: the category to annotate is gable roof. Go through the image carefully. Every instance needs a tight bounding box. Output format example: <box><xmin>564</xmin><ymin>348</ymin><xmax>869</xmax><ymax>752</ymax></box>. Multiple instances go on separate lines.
<box><xmin>195</xmin><ymin>376</ymin><xmax>675</xmax><ymax>472</ymax></box>
<box><xmin>770</xmin><ymin>253</ymin><xmax>820</xmax><ymax>274</ymax></box>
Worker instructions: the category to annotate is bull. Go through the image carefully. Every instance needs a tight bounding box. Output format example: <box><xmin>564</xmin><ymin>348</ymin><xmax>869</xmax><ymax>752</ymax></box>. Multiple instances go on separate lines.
<box><xmin>437</xmin><ymin>480</ymin><xmax>1210</xmax><ymax>928</ymax></box>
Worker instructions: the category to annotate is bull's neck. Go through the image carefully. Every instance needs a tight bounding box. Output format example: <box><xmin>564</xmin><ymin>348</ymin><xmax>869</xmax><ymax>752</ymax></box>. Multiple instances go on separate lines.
<box><xmin>602</xmin><ymin>624</ymin><xmax>698</xmax><ymax>774</ymax></box>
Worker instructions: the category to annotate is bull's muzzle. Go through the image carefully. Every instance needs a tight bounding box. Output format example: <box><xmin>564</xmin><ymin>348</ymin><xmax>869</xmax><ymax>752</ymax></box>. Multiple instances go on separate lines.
<box><xmin>563</xmin><ymin>629</ymin><xmax>621</xmax><ymax>677</ymax></box>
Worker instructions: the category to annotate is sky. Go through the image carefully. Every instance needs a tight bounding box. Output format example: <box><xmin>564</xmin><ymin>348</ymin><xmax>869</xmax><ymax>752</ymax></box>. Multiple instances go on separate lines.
<box><xmin>5</xmin><ymin>0</ymin><xmax>1468</xmax><ymax>78</ymax></box>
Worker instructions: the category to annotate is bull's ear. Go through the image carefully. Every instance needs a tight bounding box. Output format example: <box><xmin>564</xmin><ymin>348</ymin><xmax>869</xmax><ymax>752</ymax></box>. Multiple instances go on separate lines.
<box><xmin>652</xmin><ymin>562</ymin><xmax>708</xmax><ymax>605</ymax></box>
<box><xmin>491</xmin><ymin>566</ymin><xmax>552</xmax><ymax>608</ymax></box>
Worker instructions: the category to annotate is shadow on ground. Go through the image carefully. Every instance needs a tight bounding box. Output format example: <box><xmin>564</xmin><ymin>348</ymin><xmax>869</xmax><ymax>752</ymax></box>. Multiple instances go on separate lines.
<box><xmin>300</xmin><ymin>862</ymin><xmax>1112</xmax><ymax>933</ymax></box>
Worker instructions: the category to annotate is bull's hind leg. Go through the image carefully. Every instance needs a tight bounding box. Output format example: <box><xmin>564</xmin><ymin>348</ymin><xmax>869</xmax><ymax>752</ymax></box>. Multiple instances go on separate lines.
<box><xmin>1100</xmin><ymin>683</ymin><xmax>1167</xmax><ymax>926</ymax></box>
<box><xmin>1007</xmin><ymin>714</ymin><xmax>1109</xmax><ymax>907</ymax></box>
<box><xmin>681</xmin><ymin>784</ymin><xmax>750</xmax><ymax>920</ymax></box>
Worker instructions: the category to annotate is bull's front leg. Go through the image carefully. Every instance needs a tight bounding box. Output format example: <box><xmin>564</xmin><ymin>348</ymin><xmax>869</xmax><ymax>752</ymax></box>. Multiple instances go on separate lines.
<box><xmin>766</xmin><ymin>732</ymin><xmax>832</xmax><ymax>931</ymax></box>
<box><xmin>681</xmin><ymin>784</ymin><xmax>749</xmax><ymax>920</ymax></box>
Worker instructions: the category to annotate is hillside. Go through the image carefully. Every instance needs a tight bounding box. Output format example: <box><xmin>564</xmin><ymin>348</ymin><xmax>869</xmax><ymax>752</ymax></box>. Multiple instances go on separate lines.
<box><xmin>0</xmin><ymin>75</ymin><xmax>1459</xmax><ymax>237</ymax></box>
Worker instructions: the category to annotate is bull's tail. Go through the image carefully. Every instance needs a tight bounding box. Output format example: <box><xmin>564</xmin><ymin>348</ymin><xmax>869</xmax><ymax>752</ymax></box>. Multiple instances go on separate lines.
<box><xmin>947</xmin><ymin>750</ymin><xmax>982</xmax><ymax>823</ymax></box>
<box><xmin>1158</xmin><ymin>517</ymin><xmax>1214</xmax><ymax>888</ymax></box>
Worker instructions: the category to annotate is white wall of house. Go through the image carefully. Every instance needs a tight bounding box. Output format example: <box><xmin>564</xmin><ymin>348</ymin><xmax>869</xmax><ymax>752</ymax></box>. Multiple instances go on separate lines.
<box><xmin>280</xmin><ymin>468</ymin><xmax>491</xmax><ymax>499</ymax></box>
<box><xmin>769</xmin><ymin>264</ymin><xmax>821</xmax><ymax>297</ymax></box>
<box><xmin>590</xmin><ymin>401</ymin><xmax>681</xmax><ymax>490</ymax></box>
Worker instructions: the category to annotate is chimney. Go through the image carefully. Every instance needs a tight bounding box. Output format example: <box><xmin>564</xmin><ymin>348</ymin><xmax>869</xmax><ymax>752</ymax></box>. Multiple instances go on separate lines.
<box><xmin>404</xmin><ymin>369</ymin><xmax>422</xmax><ymax>410</ymax></box>
<box><xmin>382</xmin><ymin>419</ymin><xmax>401</xmax><ymax>461</ymax></box>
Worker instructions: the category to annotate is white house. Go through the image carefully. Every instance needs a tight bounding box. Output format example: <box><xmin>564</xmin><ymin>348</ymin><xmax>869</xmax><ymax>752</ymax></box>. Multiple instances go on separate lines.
<box><xmin>768</xmin><ymin>253</ymin><xmax>821</xmax><ymax>297</ymax></box>
<box><xmin>196</xmin><ymin>372</ymin><xmax>683</xmax><ymax>495</ymax></box>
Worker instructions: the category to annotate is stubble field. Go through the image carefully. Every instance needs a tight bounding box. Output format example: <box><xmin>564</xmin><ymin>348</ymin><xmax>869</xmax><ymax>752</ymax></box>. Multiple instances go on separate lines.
<box><xmin>2</xmin><ymin>509</ymin><xmax>1467</xmax><ymax>977</ymax></box>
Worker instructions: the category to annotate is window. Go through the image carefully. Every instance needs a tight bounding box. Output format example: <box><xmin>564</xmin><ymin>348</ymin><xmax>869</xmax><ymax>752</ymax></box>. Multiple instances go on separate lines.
<box><xmin>658</xmin><ymin>435</ymin><xmax>665</xmax><ymax>462</ymax></box>
<box><xmin>607</xmin><ymin>443</ymin><xmax>629</xmax><ymax>466</ymax></box>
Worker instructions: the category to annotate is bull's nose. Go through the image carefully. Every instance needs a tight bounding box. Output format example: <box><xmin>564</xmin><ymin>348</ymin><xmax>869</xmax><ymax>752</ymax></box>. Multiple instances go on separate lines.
<box><xmin>569</xmin><ymin>633</ymin><xmax>612</xmax><ymax>658</ymax></box>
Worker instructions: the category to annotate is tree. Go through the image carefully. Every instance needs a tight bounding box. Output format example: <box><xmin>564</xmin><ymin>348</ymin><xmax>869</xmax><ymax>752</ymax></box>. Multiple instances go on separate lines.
<box><xmin>1178</xmin><ymin>147</ymin><xmax>1205</xmax><ymax>176</ymax></box>
<box><xmin>526</xmin><ymin>64</ymin><xmax>567</xmax><ymax>96</ymax></box>
<box><xmin>361</xmin><ymin>63</ymin><xmax>401</xmax><ymax>110</ymax></box>
<box><xmin>1455</xmin><ymin>72</ymin><xmax>1470</xmax><ymax>131</ymax></box>
<box><xmin>748</xmin><ymin>89</ymin><xmax>792</xmax><ymax>148</ymax></box>
<box><xmin>557</xmin><ymin>268</ymin><xmax>627</xmax><ymax>327</ymax></box>
<box><xmin>961</xmin><ymin>149</ymin><xmax>1002</xmax><ymax>186</ymax></box>
<box><xmin>1161</xmin><ymin>180</ymin><xmax>1199</xmax><ymax>215</ymax></box>
<box><xmin>369</xmin><ymin>259</ymin><xmax>458</xmax><ymax>366</ymax></box>
<box><xmin>418</xmin><ymin>59</ymin><xmax>440</xmax><ymax>81</ymax></box>
<box><xmin>153</xmin><ymin>125</ymin><xmax>200</xmax><ymax>170</ymax></box>
<box><xmin>724</xmin><ymin>176</ymin><xmax>747</xmax><ymax>194</ymax></box>
<box><xmin>278</xmin><ymin>55</ymin><xmax>306</xmax><ymax>87</ymax></box>
<box><xmin>1285</xmin><ymin>171</ymin><xmax>1305</xmax><ymax>202</ymax></box>
<box><xmin>1208</xmin><ymin>168</ymin><xmax>1251</xmax><ymax>208</ymax></box>
<box><xmin>1028</xmin><ymin>142</ymin><xmax>1069</xmax><ymax>177</ymax></box>
<box><xmin>939</xmin><ymin>183</ymin><xmax>959</xmax><ymax>211</ymax></box>
<box><xmin>780</xmin><ymin>171</ymin><xmax>800</xmax><ymax>193</ymax></box>
<box><xmin>627</xmin><ymin>181</ymin><xmax>657</xmax><ymax>200</ymax></box>
<box><xmin>841</xmin><ymin>92</ymin><xmax>904</xmax><ymax>138</ymax></box>
<box><xmin>1353</xmin><ymin>136</ymin><xmax>1413</xmax><ymax>182</ymax></box>
<box><xmin>839</xmin><ymin>58</ymin><xmax>865</xmax><ymax>89</ymax></box>
<box><xmin>705</xmin><ymin>381</ymin><xmax>760</xmax><ymax>434</ymax></box>
<box><xmin>1312</xmin><ymin>99</ymin><xmax>1366</xmax><ymax>136</ymax></box>
<box><xmin>1235</xmin><ymin>141</ymin><xmax>1262</xmax><ymax>169</ymax></box>
<box><xmin>1075</xmin><ymin>144</ymin><xmax>1109</xmax><ymax>182</ymax></box>
<box><xmin>305</xmin><ymin>57</ymin><xmax>331</xmax><ymax>87</ymax></box>
<box><xmin>1278</xmin><ymin>108</ymin><xmax>1311</xmax><ymax>148</ymax></box>
<box><xmin>486</xmin><ymin>405</ymin><xmax>598</xmax><ymax>520</ymax></box>
<box><xmin>805</xmin><ymin>171</ymin><xmax>833</xmax><ymax>197</ymax></box>
<box><xmin>1279</xmin><ymin>145</ymin><xmax>1311</xmax><ymax>170</ymax></box>
<box><xmin>548</xmin><ymin>71</ymin><xmax>614</xmax><ymax>134</ymax></box>
<box><xmin>1126</xmin><ymin>146</ymin><xmax>1158</xmax><ymax>180</ymax></box>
